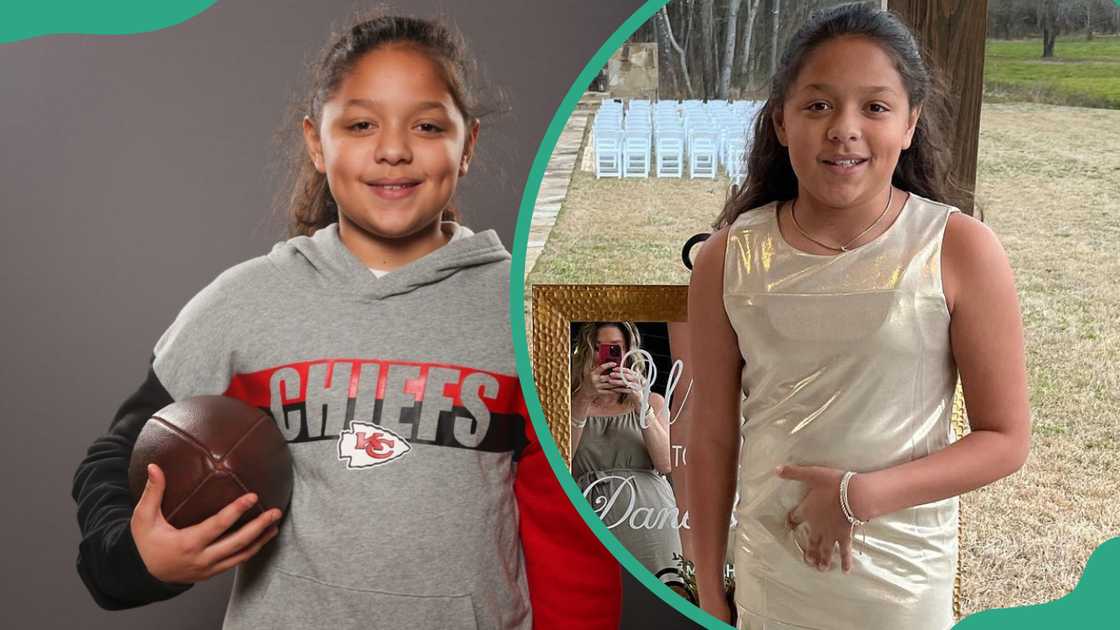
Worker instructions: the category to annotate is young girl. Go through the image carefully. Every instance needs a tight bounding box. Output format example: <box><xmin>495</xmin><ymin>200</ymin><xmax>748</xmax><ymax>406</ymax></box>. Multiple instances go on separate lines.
<box><xmin>687</xmin><ymin>4</ymin><xmax>1030</xmax><ymax>629</ymax></box>
<box><xmin>569</xmin><ymin>322</ymin><xmax>680</xmax><ymax>578</ymax></box>
<box><xmin>71</xmin><ymin>13</ymin><xmax>620</xmax><ymax>629</ymax></box>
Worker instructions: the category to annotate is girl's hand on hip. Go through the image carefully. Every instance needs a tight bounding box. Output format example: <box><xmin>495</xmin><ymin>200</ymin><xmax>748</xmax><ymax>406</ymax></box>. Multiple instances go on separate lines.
<box><xmin>777</xmin><ymin>464</ymin><xmax>855</xmax><ymax>574</ymax></box>
<box><xmin>130</xmin><ymin>463</ymin><xmax>283</xmax><ymax>584</ymax></box>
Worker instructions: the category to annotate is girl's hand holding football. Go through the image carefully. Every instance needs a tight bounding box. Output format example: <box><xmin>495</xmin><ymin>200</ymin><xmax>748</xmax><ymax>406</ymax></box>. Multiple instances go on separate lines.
<box><xmin>777</xmin><ymin>464</ymin><xmax>858</xmax><ymax>574</ymax></box>
<box><xmin>130</xmin><ymin>463</ymin><xmax>282</xmax><ymax>584</ymax></box>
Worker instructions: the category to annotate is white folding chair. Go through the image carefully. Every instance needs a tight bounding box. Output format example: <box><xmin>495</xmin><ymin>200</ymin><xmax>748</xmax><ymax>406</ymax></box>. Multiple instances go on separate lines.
<box><xmin>726</xmin><ymin>143</ymin><xmax>747</xmax><ymax>181</ymax></box>
<box><xmin>690</xmin><ymin>137</ymin><xmax>717</xmax><ymax>179</ymax></box>
<box><xmin>595</xmin><ymin>135</ymin><xmax>622</xmax><ymax>178</ymax></box>
<box><xmin>623</xmin><ymin>134</ymin><xmax>651</xmax><ymax>178</ymax></box>
<box><xmin>723</xmin><ymin>137</ymin><xmax>747</xmax><ymax>175</ymax></box>
<box><xmin>656</xmin><ymin>136</ymin><xmax>684</xmax><ymax>178</ymax></box>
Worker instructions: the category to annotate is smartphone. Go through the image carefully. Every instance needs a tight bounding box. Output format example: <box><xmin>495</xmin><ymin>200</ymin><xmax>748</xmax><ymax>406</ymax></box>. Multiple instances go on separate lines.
<box><xmin>597</xmin><ymin>343</ymin><xmax>623</xmax><ymax>368</ymax></box>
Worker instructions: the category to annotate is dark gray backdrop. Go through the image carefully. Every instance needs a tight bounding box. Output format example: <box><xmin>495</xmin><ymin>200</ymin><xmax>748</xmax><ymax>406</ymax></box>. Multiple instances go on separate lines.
<box><xmin>0</xmin><ymin>0</ymin><xmax>697</xmax><ymax>628</ymax></box>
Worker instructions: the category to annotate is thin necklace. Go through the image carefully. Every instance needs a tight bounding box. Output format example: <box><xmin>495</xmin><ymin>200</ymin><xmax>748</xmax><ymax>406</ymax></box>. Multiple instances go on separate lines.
<box><xmin>790</xmin><ymin>187</ymin><xmax>893</xmax><ymax>253</ymax></box>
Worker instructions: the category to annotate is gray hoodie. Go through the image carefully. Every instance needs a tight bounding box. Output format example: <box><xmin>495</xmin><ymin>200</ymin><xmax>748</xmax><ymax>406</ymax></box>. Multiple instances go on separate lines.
<box><xmin>144</xmin><ymin>223</ymin><xmax>530</xmax><ymax>629</ymax></box>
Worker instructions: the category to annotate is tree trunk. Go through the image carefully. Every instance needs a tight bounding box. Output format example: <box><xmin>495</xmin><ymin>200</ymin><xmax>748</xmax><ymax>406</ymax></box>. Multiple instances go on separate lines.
<box><xmin>656</xmin><ymin>8</ymin><xmax>680</xmax><ymax>98</ymax></box>
<box><xmin>1043</xmin><ymin>26</ymin><xmax>1056</xmax><ymax>57</ymax></box>
<box><xmin>699</xmin><ymin>0</ymin><xmax>717</xmax><ymax>98</ymax></box>
<box><xmin>682</xmin><ymin>0</ymin><xmax>694</xmax><ymax>59</ymax></box>
<box><xmin>679</xmin><ymin>0</ymin><xmax>696</xmax><ymax>95</ymax></box>
<box><xmin>1040</xmin><ymin>0</ymin><xmax>1056</xmax><ymax>58</ymax></box>
<box><xmin>659</xmin><ymin>6</ymin><xmax>694</xmax><ymax>98</ymax></box>
<box><xmin>718</xmin><ymin>0</ymin><xmax>742</xmax><ymax>99</ymax></box>
<box><xmin>1087</xmin><ymin>0</ymin><xmax>1093</xmax><ymax>40</ymax></box>
<box><xmin>770</xmin><ymin>0</ymin><xmax>781</xmax><ymax>79</ymax></box>
<box><xmin>738</xmin><ymin>0</ymin><xmax>763</xmax><ymax>92</ymax></box>
<box><xmin>888</xmin><ymin>0</ymin><xmax>987</xmax><ymax>216</ymax></box>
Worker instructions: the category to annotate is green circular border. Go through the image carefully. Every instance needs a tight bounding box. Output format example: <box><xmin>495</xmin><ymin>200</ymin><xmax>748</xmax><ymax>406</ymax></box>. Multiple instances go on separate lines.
<box><xmin>508</xmin><ymin>1</ymin><xmax>725</xmax><ymax>627</ymax></box>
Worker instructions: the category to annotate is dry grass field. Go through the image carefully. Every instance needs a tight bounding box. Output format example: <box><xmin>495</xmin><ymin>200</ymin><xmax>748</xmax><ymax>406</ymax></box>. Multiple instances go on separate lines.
<box><xmin>525</xmin><ymin>102</ymin><xmax>1120</xmax><ymax>616</ymax></box>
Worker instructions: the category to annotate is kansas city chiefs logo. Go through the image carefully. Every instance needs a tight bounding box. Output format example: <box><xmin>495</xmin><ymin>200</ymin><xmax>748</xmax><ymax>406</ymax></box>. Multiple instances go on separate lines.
<box><xmin>337</xmin><ymin>422</ymin><xmax>411</xmax><ymax>469</ymax></box>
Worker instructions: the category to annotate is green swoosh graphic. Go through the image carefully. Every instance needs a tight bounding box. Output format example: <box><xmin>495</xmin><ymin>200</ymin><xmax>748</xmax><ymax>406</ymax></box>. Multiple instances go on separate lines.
<box><xmin>955</xmin><ymin>536</ymin><xmax>1119</xmax><ymax>629</ymax></box>
<box><xmin>1</xmin><ymin>0</ymin><xmax>218</xmax><ymax>44</ymax></box>
<box><xmin>505</xmin><ymin>1</ymin><xmax>1120</xmax><ymax>628</ymax></box>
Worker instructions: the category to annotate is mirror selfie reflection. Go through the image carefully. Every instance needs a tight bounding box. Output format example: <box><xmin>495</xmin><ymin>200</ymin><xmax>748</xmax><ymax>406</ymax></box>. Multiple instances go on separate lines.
<box><xmin>569</xmin><ymin>322</ymin><xmax>687</xmax><ymax>590</ymax></box>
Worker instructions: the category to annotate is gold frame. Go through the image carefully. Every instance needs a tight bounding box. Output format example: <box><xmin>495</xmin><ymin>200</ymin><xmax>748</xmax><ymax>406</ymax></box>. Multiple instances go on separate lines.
<box><xmin>529</xmin><ymin>281</ymin><xmax>967</xmax><ymax>619</ymax></box>
<box><xmin>530</xmin><ymin>283</ymin><xmax>687</xmax><ymax>464</ymax></box>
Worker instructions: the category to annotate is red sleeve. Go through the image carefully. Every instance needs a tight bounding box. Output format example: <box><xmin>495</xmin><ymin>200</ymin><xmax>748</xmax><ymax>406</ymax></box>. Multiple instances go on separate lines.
<box><xmin>515</xmin><ymin>420</ymin><xmax>622</xmax><ymax>629</ymax></box>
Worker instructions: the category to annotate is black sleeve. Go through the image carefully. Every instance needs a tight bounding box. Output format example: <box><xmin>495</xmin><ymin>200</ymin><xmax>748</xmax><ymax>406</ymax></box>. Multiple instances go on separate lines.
<box><xmin>71</xmin><ymin>356</ymin><xmax>194</xmax><ymax>609</ymax></box>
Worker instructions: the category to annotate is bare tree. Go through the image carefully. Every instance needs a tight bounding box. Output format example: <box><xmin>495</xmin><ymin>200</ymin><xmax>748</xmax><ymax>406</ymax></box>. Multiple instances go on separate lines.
<box><xmin>655</xmin><ymin>8</ymin><xmax>679</xmax><ymax>96</ymax></box>
<box><xmin>1040</xmin><ymin>0</ymin><xmax>1057</xmax><ymax>57</ymax></box>
<box><xmin>682</xmin><ymin>0</ymin><xmax>695</xmax><ymax>67</ymax></box>
<box><xmin>699</xmin><ymin>0</ymin><xmax>718</xmax><ymax>97</ymax></box>
<box><xmin>770</xmin><ymin>0</ymin><xmax>782</xmax><ymax>78</ymax></box>
<box><xmin>737</xmin><ymin>0</ymin><xmax>764</xmax><ymax>93</ymax></box>
<box><xmin>1086</xmin><ymin>0</ymin><xmax>1093</xmax><ymax>40</ymax></box>
<box><xmin>718</xmin><ymin>0</ymin><xmax>743</xmax><ymax>99</ymax></box>
<box><xmin>987</xmin><ymin>0</ymin><xmax>1120</xmax><ymax>39</ymax></box>
<box><xmin>659</xmin><ymin>6</ymin><xmax>695</xmax><ymax>98</ymax></box>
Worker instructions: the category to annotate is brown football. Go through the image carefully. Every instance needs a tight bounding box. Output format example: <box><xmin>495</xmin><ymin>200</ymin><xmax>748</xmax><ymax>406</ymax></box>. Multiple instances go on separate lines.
<box><xmin>128</xmin><ymin>395</ymin><xmax>293</xmax><ymax>531</ymax></box>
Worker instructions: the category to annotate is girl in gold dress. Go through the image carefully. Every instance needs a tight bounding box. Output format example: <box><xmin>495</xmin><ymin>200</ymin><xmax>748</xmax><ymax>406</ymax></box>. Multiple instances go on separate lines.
<box><xmin>687</xmin><ymin>5</ymin><xmax>1031</xmax><ymax>629</ymax></box>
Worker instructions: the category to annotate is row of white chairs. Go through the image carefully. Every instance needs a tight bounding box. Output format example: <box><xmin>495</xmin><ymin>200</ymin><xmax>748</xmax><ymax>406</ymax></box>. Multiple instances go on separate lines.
<box><xmin>593</xmin><ymin>99</ymin><xmax>762</xmax><ymax>179</ymax></box>
<box><xmin>594</xmin><ymin>135</ymin><xmax>733</xmax><ymax>179</ymax></box>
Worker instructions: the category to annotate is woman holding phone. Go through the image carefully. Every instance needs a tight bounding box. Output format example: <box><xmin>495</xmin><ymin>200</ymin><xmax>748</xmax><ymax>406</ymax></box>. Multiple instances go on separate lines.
<box><xmin>570</xmin><ymin>322</ymin><xmax>681</xmax><ymax>577</ymax></box>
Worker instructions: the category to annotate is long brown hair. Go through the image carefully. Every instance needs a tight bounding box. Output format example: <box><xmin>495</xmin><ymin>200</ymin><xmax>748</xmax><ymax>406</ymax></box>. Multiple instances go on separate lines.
<box><xmin>571</xmin><ymin>322</ymin><xmax>647</xmax><ymax>406</ymax></box>
<box><xmin>275</xmin><ymin>10</ymin><xmax>500</xmax><ymax>237</ymax></box>
<box><xmin>715</xmin><ymin>2</ymin><xmax>971</xmax><ymax>228</ymax></box>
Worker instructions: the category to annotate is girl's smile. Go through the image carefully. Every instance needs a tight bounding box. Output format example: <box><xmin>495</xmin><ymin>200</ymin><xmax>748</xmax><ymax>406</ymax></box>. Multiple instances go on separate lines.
<box><xmin>365</xmin><ymin>177</ymin><xmax>422</xmax><ymax>201</ymax></box>
<box><xmin>818</xmin><ymin>153</ymin><xmax>870</xmax><ymax>176</ymax></box>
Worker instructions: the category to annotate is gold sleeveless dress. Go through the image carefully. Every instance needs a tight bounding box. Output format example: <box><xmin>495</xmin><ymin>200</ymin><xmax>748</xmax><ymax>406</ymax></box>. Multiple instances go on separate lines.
<box><xmin>722</xmin><ymin>194</ymin><xmax>959</xmax><ymax>630</ymax></box>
